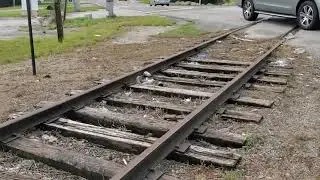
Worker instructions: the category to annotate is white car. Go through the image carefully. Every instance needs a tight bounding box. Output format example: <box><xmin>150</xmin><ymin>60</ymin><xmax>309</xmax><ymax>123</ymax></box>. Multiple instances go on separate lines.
<box><xmin>237</xmin><ymin>0</ymin><xmax>320</xmax><ymax>30</ymax></box>
<box><xmin>150</xmin><ymin>0</ymin><xmax>170</xmax><ymax>6</ymax></box>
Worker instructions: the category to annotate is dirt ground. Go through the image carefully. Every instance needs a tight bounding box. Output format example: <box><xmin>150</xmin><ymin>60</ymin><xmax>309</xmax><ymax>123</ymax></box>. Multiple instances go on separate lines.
<box><xmin>166</xmin><ymin>45</ymin><xmax>319</xmax><ymax>179</ymax></box>
<box><xmin>0</xmin><ymin>33</ymin><xmax>213</xmax><ymax>123</ymax></box>
<box><xmin>0</xmin><ymin>28</ymin><xmax>319</xmax><ymax>180</ymax></box>
<box><xmin>0</xmin><ymin>29</ymin><xmax>216</xmax><ymax>179</ymax></box>
<box><xmin>236</xmin><ymin>46</ymin><xmax>320</xmax><ymax>179</ymax></box>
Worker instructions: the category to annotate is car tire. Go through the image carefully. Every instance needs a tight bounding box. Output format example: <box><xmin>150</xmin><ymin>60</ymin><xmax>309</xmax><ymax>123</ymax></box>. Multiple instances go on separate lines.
<box><xmin>297</xmin><ymin>1</ymin><xmax>319</xmax><ymax>30</ymax></box>
<box><xmin>167</xmin><ymin>4</ymin><xmax>169</xmax><ymax>6</ymax></box>
<box><xmin>242</xmin><ymin>0</ymin><xmax>258</xmax><ymax>21</ymax></box>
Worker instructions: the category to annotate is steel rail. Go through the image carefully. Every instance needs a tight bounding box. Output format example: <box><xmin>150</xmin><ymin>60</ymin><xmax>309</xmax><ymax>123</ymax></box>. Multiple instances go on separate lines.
<box><xmin>111</xmin><ymin>35</ymin><xmax>292</xmax><ymax>179</ymax></box>
<box><xmin>0</xmin><ymin>20</ymin><xmax>263</xmax><ymax>142</ymax></box>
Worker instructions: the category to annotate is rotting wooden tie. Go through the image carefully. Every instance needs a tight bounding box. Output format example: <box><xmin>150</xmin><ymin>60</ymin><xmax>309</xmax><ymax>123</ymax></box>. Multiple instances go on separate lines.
<box><xmin>153</xmin><ymin>75</ymin><xmax>227</xmax><ymax>87</ymax></box>
<box><xmin>162</xmin><ymin>69</ymin><xmax>236</xmax><ymax>80</ymax></box>
<box><xmin>250</xmin><ymin>84</ymin><xmax>286</xmax><ymax>93</ymax></box>
<box><xmin>192</xmin><ymin>128</ymin><xmax>245</xmax><ymax>147</ymax></box>
<box><xmin>46</xmin><ymin>118</ymin><xmax>240</xmax><ymax>167</ymax></box>
<box><xmin>4</xmin><ymin>137</ymin><xmax>122</xmax><ymax>179</ymax></box>
<box><xmin>130</xmin><ymin>85</ymin><xmax>214</xmax><ymax>98</ymax></box>
<box><xmin>105</xmin><ymin>97</ymin><xmax>193</xmax><ymax>114</ymax></box>
<box><xmin>45</xmin><ymin>118</ymin><xmax>155</xmax><ymax>154</ymax></box>
<box><xmin>69</xmin><ymin>107</ymin><xmax>246</xmax><ymax>147</ymax></box>
<box><xmin>177</xmin><ymin>63</ymin><xmax>246</xmax><ymax>73</ymax></box>
<box><xmin>267</xmin><ymin>64</ymin><xmax>293</xmax><ymax>69</ymax></box>
<box><xmin>263</xmin><ymin>69</ymin><xmax>291</xmax><ymax>77</ymax></box>
<box><xmin>230</xmin><ymin>95</ymin><xmax>274</xmax><ymax>108</ymax></box>
<box><xmin>186</xmin><ymin>58</ymin><xmax>251</xmax><ymax>66</ymax></box>
<box><xmin>220</xmin><ymin>109</ymin><xmax>263</xmax><ymax>123</ymax></box>
<box><xmin>173</xmin><ymin>145</ymin><xmax>241</xmax><ymax>167</ymax></box>
<box><xmin>252</xmin><ymin>75</ymin><xmax>288</xmax><ymax>85</ymax></box>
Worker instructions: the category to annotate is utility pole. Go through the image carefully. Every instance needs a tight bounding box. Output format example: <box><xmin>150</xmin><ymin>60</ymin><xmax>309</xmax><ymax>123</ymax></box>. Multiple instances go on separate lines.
<box><xmin>63</xmin><ymin>0</ymin><xmax>67</xmax><ymax>21</ymax></box>
<box><xmin>73</xmin><ymin>0</ymin><xmax>80</xmax><ymax>12</ymax></box>
<box><xmin>26</xmin><ymin>0</ymin><xmax>37</xmax><ymax>75</ymax></box>
<box><xmin>106</xmin><ymin>0</ymin><xmax>115</xmax><ymax>17</ymax></box>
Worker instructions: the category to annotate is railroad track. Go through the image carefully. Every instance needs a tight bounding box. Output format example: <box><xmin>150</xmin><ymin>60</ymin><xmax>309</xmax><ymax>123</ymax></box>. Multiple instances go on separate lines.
<box><xmin>0</xmin><ymin>21</ymin><xmax>296</xmax><ymax>180</ymax></box>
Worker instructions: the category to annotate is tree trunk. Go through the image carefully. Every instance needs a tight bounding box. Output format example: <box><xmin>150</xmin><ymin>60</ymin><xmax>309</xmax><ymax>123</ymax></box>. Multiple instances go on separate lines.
<box><xmin>54</xmin><ymin>0</ymin><xmax>64</xmax><ymax>42</ymax></box>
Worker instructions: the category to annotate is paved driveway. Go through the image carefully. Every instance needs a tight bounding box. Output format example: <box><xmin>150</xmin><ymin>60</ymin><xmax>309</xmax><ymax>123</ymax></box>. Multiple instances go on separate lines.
<box><xmin>2</xmin><ymin>1</ymin><xmax>320</xmax><ymax>58</ymax></box>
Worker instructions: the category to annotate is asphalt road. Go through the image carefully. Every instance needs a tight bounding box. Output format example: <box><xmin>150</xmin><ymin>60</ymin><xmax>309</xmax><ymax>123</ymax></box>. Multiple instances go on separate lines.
<box><xmin>1</xmin><ymin>0</ymin><xmax>320</xmax><ymax>57</ymax></box>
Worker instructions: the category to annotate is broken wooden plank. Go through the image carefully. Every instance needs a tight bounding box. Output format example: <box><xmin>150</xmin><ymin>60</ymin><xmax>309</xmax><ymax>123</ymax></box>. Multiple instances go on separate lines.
<box><xmin>191</xmin><ymin>129</ymin><xmax>245</xmax><ymax>147</ymax></box>
<box><xmin>46</xmin><ymin>118</ymin><xmax>156</xmax><ymax>151</ymax></box>
<box><xmin>130</xmin><ymin>85</ymin><xmax>214</xmax><ymax>98</ymax></box>
<box><xmin>177</xmin><ymin>63</ymin><xmax>245</xmax><ymax>73</ymax></box>
<box><xmin>230</xmin><ymin>96</ymin><xmax>274</xmax><ymax>108</ymax></box>
<box><xmin>105</xmin><ymin>97</ymin><xmax>193</xmax><ymax>114</ymax></box>
<box><xmin>221</xmin><ymin>109</ymin><xmax>263</xmax><ymax>123</ymax></box>
<box><xmin>69</xmin><ymin>107</ymin><xmax>172</xmax><ymax>137</ymax></box>
<box><xmin>162</xmin><ymin>69</ymin><xmax>235</xmax><ymax>81</ymax></box>
<box><xmin>253</xmin><ymin>75</ymin><xmax>288</xmax><ymax>85</ymax></box>
<box><xmin>46</xmin><ymin>118</ymin><xmax>155</xmax><ymax>154</ymax></box>
<box><xmin>153</xmin><ymin>75</ymin><xmax>227</xmax><ymax>87</ymax></box>
<box><xmin>3</xmin><ymin>137</ymin><xmax>122</xmax><ymax>179</ymax></box>
<box><xmin>188</xmin><ymin>145</ymin><xmax>241</xmax><ymax>160</ymax></box>
<box><xmin>186</xmin><ymin>58</ymin><xmax>251</xmax><ymax>66</ymax></box>
<box><xmin>250</xmin><ymin>84</ymin><xmax>286</xmax><ymax>93</ymax></box>
<box><xmin>263</xmin><ymin>69</ymin><xmax>291</xmax><ymax>77</ymax></box>
<box><xmin>46</xmin><ymin>118</ymin><xmax>240</xmax><ymax>167</ymax></box>
<box><xmin>68</xmin><ymin>107</ymin><xmax>245</xmax><ymax>147</ymax></box>
<box><xmin>172</xmin><ymin>145</ymin><xmax>240</xmax><ymax>167</ymax></box>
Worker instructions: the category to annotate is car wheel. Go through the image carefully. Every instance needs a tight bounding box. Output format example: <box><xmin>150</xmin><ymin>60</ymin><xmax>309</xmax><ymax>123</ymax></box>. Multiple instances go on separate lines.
<box><xmin>167</xmin><ymin>4</ymin><xmax>169</xmax><ymax>6</ymax></box>
<box><xmin>297</xmin><ymin>1</ymin><xmax>319</xmax><ymax>30</ymax></box>
<box><xmin>242</xmin><ymin>0</ymin><xmax>258</xmax><ymax>21</ymax></box>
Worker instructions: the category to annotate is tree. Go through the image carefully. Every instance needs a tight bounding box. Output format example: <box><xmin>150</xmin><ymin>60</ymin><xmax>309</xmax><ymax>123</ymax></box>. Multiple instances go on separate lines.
<box><xmin>54</xmin><ymin>0</ymin><xmax>64</xmax><ymax>42</ymax></box>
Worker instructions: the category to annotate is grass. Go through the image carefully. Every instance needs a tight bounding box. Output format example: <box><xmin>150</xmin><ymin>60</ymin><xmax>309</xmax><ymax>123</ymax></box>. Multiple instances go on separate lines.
<box><xmin>0</xmin><ymin>6</ymin><xmax>21</xmax><ymax>10</ymax></box>
<box><xmin>223</xmin><ymin>0</ymin><xmax>237</xmax><ymax>5</ymax></box>
<box><xmin>0</xmin><ymin>16</ymin><xmax>175</xmax><ymax>64</ymax></box>
<box><xmin>140</xmin><ymin>0</ymin><xmax>151</xmax><ymax>4</ymax></box>
<box><xmin>0</xmin><ymin>10</ymin><xmax>23</xmax><ymax>17</ymax></box>
<box><xmin>64</xmin><ymin>16</ymin><xmax>174</xmax><ymax>28</ymax></box>
<box><xmin>159</xmin><ymin>23</ymin><xmax>206</xmax><ymax>38</ymax></box>
<box><xmin>0</xmin><ymin>4</ymin><xmax>103</xmax><ymax>18</ymax></box>
<box><xmin>222</xmin><ymin>171</ymin><xmax>244</xmax><ymax>180</ymax></box>
<box><xmin>39</xmin><ymin>4</ymin><xmax>103</xmax><ymax>17</ymax></box>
